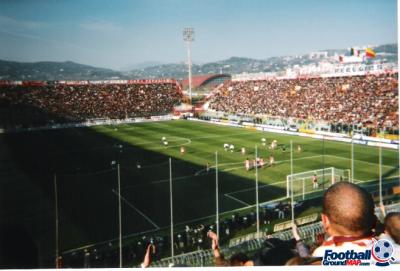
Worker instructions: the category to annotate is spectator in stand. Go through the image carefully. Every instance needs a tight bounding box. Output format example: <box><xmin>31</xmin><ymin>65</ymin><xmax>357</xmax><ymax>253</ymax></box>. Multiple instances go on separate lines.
<box><xmin>291</xmin><ymin>223</ymin><xmax>311</xmax><ymax>258</ymax></box>
<box><xmin>312</xmin><ymin>182</ymin><xmax>376</xmax><ymax>257</ymax></box>
<box><xmin>0</xmin><ymin>82</ymin><xmax>182</xmax><ymax>129</ymax></box>
<box><xmin>208</xmin><ymin>231</ymin><xmax>254</xmax><ymax>266</ymax></box>
<box><xmin>140</xmin><ymin>244</ymin><xmax>155</xmax><ymax>268</ymax></box>
<box><xmin>208</xmin><ymin>224</ymin><xmax>310</xmax><ymax>266</ymax></box>
<box><xmin>251</xmin><ymin>238</ymin><xmax>296</xmax><ymax>265</ymax></box>
<box><xmin>208</xmin><ymin>73</ymin><xmax>398</xmax><ymax>133</ymax></box>
<box><xmin>208</xmin><ymin>231</ymin><xmax>225</xmax><ymax>266</ymax></box>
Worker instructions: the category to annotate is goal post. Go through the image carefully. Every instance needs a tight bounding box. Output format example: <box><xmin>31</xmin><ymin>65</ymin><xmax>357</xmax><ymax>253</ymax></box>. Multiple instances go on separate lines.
<box><xmin>286</xmin><ymin>167</ymin><xmax>351</xmax><ymax>199</ymax></box>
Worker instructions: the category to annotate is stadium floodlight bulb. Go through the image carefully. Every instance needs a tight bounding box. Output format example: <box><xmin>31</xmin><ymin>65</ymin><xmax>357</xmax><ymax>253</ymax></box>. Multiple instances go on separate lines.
<box><xmin>183</xmin><ymin>27</ymin><xmax>194</xmax><ymax>42</ymax></box>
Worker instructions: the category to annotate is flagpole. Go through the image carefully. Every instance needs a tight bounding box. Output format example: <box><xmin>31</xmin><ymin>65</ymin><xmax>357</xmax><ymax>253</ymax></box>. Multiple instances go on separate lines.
<box><xmin>169</xmin><ymin>158</ymin><xmax>174</xmax><ymax>261</ymax></box>
<box><xmin>215</xmin><ymin>151</ymin><xmax>219</xmax><ymax>239</ymax></box>
<box><xmin>351</xmin><ymin>132</ymin><xmax>354</xmax><ymax>182</ymax></box>
<box><xmin>397</xmin><ymin>32</ymin><xmax>400</xmax><ymax>187</ymax></box>
<box><xmin>290</xmin><ymin>140</ymin><xmax>294</xmax><ymax>223</ymax></box>
<box><xmin>255</xmin><ymin>145</ymin><xmax>260</xmax><ymax>238</ymax></box>
<box><xmin>117</xmin><ymin>164</ymin><xmax>122</xmax><ymax>268</ymax></box>
<box><xmin>379</xmin><ymin>146</ymin><xmax>383</xmax><ymax>205</ymax></box>
<box><xmin>54</xmin><ymin>173</ymin><xmax>59</xmax><ymax>268</ymax></box>
<box><xmin>322</xmin><ymin>135</ymin><xmax>325</xmax><ymax>190</ymax></box>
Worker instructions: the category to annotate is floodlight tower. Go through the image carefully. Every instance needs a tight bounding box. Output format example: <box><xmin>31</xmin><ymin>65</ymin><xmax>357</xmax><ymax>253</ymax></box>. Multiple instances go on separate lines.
<box><xmin>183</xmin><ymin>27</ymin><xmax>194</xmax><ymax>104</ymax></box>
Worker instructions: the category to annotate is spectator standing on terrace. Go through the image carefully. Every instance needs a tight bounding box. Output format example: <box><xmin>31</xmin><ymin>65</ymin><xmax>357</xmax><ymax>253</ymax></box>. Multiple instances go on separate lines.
<box><xmin>312</xmin><ymin>182</ymin><xmax>376</xmax><ymax>257</ymax></box>
<box><xmin>207</xmin><ymin>231</ymin><xmax>227</xmax><ymax>266</ymax></box>
<box><xmin>140</xmin><ymin>244</ymin><xmax>155</xmax><ymax>268</ymax></box>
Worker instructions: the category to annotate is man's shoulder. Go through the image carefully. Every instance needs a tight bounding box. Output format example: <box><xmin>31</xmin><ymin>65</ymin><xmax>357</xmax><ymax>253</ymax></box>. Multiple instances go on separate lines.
<box><xmin>312</xmin><ymin>236</ymin><xmax>374</xmax><ymax>257</ymax></box>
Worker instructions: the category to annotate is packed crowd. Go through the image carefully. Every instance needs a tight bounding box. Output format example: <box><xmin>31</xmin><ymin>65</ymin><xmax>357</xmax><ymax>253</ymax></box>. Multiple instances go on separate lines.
<box><xmin>0</xmin><ymin>83</ymin><xmax>182</xmax><ymax>128</ymax></box>
<box><xmin>141</xmin><ymin>182</ymin><xmax>400</xmax><ymax>267</ymax></box>
<box><xmin>208</xmin><ymin>73</ymin><xmax>398</xmax><ymax>131</ymax></box>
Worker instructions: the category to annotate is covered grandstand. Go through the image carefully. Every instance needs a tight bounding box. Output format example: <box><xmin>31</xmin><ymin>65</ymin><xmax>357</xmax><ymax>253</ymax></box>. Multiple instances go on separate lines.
<box><xmin>180</xmin><ymin>74</ymin><xmax>231</xmax><ymax>91</ymax></box>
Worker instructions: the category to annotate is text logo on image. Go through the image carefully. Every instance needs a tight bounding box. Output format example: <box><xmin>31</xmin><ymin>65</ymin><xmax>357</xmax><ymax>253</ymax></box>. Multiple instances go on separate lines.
<box><xmin>322</xmin><ymin>239</ymin><xmax>396</xmax><ymax>266</ymax></box>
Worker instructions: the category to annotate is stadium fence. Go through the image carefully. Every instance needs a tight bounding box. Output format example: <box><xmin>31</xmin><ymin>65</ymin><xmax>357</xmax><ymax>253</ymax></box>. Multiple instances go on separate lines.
<box><xmin>150</xmin><ymin>202</ymin><xmax>400</xmax><ymax>267</ymax></box>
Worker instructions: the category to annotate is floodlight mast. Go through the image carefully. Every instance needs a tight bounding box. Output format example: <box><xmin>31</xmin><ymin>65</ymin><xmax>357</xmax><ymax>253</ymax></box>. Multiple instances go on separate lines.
<box><xmin>183</xmin><ymin>27</ymin><xmax>194</xmax><ymax>105</ymax></box>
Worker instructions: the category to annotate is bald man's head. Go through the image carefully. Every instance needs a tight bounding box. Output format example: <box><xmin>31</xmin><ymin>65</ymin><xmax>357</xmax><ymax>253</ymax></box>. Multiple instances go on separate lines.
<box><xmin>322</xmin><ymin>182</ymin><xmax>375</xmax><ymax>236</ymax></box>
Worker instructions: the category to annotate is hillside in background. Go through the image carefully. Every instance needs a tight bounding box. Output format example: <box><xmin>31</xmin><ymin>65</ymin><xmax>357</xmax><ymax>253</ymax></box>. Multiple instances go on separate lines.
<box><xmin>0</xmin><ymin>60</ymin><xmax>124</xmax><ymax>81</ymax></box>
<box><xmin>0</xmin><ymin>44</ymin><xmax>397</xmax><ymax>80</ymax></box>
<box><xmin>127</xmin><ymin>44</ymin><xmax>397</xmax><ymax>79</ymax></box>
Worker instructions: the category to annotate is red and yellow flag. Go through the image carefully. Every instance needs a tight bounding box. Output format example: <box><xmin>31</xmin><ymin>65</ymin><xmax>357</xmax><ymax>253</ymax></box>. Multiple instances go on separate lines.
<box><xmin>365</xmin><ymin>48</ymin><xmax>376</xmax><ymax>58</ymax></box>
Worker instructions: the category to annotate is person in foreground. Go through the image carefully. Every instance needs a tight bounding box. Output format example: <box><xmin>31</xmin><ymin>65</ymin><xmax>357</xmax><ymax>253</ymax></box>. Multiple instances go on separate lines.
<box><xmin>140</xmin><ymin>244</ymin><xmax>155</xmax><ymax>268</ymax></box>
<box><xmin>378</xmin><ymin>204</ymin><xmax>400</xmax><ymax>263</ymax></box>
<box><xmin>312</xmin><ymin>182</ymin><xmax>376</xmax><ymax>257</ymax></box>
<box><xmin>208</xmin><ymin>231</ymin><xmax>296</xmax><ymax>266</ymax></box>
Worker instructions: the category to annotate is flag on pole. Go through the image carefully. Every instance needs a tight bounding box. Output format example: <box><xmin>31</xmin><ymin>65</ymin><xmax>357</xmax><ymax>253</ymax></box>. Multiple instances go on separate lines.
<box><xmin>350</xmin><ymin>48</ymin><xmax>359</xmax><ymax>56</ymax></box>
<box><xmin>365</xmin><ymin>48</ymin><xmax>376</xmax><ymax>58</ymax></box>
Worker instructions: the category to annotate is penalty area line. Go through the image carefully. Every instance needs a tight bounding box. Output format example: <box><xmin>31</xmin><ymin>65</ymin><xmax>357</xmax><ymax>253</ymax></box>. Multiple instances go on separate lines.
<box><xmin>326</xmin><ymin>154</ymin><xmax>397</xmax><ymax>169</ymax></box>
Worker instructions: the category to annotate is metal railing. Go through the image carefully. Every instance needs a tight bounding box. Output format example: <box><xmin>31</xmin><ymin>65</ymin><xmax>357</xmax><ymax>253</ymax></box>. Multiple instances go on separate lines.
<box><xmin>150</xmin><ymin>221</ymin><xmax>324</xmax><ymax>267</ymax></box>
<box><xmin>150</xmin><ymin>202</ymin><xmax>400</xmax><ymax>267</ymax></box>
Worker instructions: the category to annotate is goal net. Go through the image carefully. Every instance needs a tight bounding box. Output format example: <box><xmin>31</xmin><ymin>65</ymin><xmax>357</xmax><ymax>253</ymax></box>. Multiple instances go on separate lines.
<box><xmin>286</xmin><ymin>167</ymin><xmax>351</xmax><ymax>200</ymax></box>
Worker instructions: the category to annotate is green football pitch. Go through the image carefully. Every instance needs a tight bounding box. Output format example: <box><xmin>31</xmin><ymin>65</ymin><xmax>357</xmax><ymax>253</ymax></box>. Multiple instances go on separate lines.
<box><xmin>1</xmin><ymin>119</ymin><xmax>399</xmax><ymax>258</ymax></box>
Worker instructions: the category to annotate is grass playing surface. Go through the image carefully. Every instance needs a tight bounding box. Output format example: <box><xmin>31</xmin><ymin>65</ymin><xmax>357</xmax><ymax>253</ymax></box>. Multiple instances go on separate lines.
<box><xmin>1</xmin><ymin>119</ymin><xmax>398</xmax><ymax>261</ymax></box>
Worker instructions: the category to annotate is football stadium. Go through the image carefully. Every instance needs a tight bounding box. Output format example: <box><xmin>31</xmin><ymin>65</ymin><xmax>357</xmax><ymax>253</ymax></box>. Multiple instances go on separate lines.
<box><xmin>0</xmin><ymin>0</ymin><xmax>399</xmax><ymax>269</ymax></box>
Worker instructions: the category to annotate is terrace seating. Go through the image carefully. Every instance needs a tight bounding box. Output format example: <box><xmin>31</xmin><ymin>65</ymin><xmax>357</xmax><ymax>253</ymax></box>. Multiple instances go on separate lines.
<box><xmin>208</xmin><ymin>73</ymin><xmax>398</xmax><ymax>131</ymax></box>
<box><xmin>0</xmin><ymin>82</ymin><xmax>182</xmax><ymax>128</ymax></box>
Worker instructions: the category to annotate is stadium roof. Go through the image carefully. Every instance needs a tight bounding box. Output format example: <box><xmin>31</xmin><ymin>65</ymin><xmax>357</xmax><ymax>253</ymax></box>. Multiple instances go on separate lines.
<box><xmin>181</xmin><ymin>74</ymin><xmax>231</xmax><ymax>89</ymax></box>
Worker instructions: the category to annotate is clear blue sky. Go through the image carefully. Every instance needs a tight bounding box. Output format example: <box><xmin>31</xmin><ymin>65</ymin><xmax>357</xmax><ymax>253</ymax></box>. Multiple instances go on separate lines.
<box><xmin>0</xmin><ymin>0</ymin><xmax>397</xmax><ymax>70</ymax></box>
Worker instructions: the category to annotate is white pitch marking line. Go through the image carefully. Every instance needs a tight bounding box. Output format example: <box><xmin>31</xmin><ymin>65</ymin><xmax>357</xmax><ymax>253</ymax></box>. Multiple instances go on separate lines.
<box><xmin>226</xmin><ymin>180</ymin><xmax>285</xmax><ymax>196</ymax></box>
<box><xmin>326</xmin><ymin>154</ymin><xmax>397</xmax><ymax>169</ymax></box>
<box><xmin>112</xmin><ymin>189</ymin><xmax>160</xmax><ymax>230</ymax></box>
<box><xmin>114</xmin><ymin>175</ymin><xmax>400</xmax><ymax>243</ymax></box>
<box><xmin>124</xmin><ymin>155</ymin><xmax>324</xmax><ymax>189</ymax></box>
<box><xmin>134</xmin><ymin>137</ymin><xmax>192</xmax><ymax>150</ymax></box>
<box><xmin>327</xmin><ymin>139</ymin><xmax>399</xmax><ymax>153</ymax></box>
<box><xmin>224</xmin><ymin>193</ymin><xmax>251</xmax><ymax>207</ymax></box>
